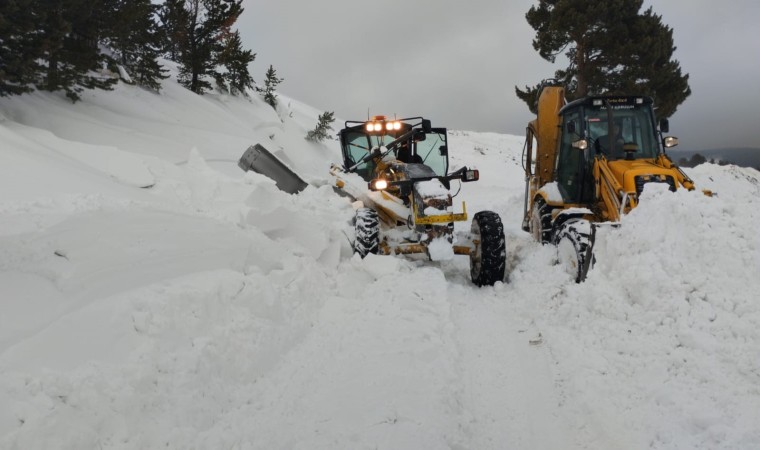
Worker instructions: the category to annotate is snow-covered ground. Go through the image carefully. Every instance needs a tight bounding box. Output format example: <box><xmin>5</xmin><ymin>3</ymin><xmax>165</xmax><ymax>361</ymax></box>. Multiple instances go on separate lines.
<box><xmin>1</xmin><ymin>72</ymin><xmax>759</xmax><ymax>449</ymax></box>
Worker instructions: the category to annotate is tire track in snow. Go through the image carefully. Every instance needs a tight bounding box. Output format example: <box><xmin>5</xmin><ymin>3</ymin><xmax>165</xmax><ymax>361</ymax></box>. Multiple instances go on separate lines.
<box><xmin>446</xmin><ymin>279</ymin><xmax>587</xmax><ymax>450</ymax></box>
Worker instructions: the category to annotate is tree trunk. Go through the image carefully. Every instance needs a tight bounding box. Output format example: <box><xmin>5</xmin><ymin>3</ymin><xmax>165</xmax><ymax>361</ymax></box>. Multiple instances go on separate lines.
<box><xmin>575</xmin><ymin>38</ymin><xmax>587</xmax><ymax>97</ymax></box>
<box><xmin>188</xmin><ymin>0</ymin><xmax>199</xmax><ymax>93</ymax></box>
<box><xmin>47</xmin><ymin>55</ymin><xmax>59</xmax><ymax>91</ymax></box>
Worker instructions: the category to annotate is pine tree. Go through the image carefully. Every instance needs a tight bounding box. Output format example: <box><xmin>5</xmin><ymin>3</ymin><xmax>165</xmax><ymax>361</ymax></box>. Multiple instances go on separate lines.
<box><xmin>171</xmin><ymin>0</ymin><xmax>244</xmax><ymax>95</ymax></box>
<box><xmin>515</xmin><ymin>0</ymin><xmax>690</xmax><ymax>119</ymax></box>
<box><xmin>157</xmin><ymin>0</ymin><xmax>190</xmax><ymax>62</ymax></box>
<box><xmin>305</xmin><ymin>111</ymin><xmax>335</xmax><ymax>142</ymax></box>
<box><xmin>104</xmin><ymin>0</ymin><xmax>168</xmax><ymax>91</ymax></box>
<box><xmin>0</xmin><ymin>0</ymin><xmax>42</xmax><ymax>96</ymax></box>
<box><xmin>261</xmin><ymin>64</ymin><xmax>283</xmax><ymax>109</ymax></box>
<box><xmin>215</xmin><ymin>30</ymin><xmax>255</xmax><ymax>95</ymax></box>
<box><xmin>689</xmin><ymin>153</ymin><xmax>706</xmax><ymax>167</ymax></box>
<box><xmin>36</xmin><ymin>0</ymin><xmax>117</xmax><ymax>102</ymax></box>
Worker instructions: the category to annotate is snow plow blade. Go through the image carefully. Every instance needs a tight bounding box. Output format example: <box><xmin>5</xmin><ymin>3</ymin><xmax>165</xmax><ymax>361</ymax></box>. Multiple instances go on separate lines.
<box><xmin>238</xmin><ymin>144</ymin><xmax>308</xmax><ymax>194</ymax></box>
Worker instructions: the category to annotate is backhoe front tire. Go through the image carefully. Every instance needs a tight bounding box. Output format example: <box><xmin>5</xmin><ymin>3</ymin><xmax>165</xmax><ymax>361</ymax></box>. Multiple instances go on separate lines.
<box><xmin>553</xmin><ymin>218</ymin><xmax>595</xmax><ymax>283</ymax></box>
<box><xmin>530</xmin><ymin>198</ymin><xmax>552</xmax><ymax>244</ymax></box>
<box><xmin>354</xmin><ymin>208</ymin><xmax>379</xmax><ymax>257</ymax></box>
<box><xmin>470</xmin><ymin>211</ymin><xmax>506</xmax><ymax>286</ymax></box>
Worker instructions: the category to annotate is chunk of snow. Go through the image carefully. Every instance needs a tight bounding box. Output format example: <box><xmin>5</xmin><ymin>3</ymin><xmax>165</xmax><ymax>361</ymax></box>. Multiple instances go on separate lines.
<box><xmin>539</xmin><ymin>182</ymin><xmax>563</xmax><ymax>203</ymax></box>
<box><xmin>427</xmin><ymin>237</ymin><xmax>454</xmax><ymax>261</ymax></box>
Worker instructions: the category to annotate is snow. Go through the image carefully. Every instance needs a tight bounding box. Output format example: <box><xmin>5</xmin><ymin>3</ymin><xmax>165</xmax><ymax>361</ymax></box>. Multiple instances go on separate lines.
<box><xmin>1</xmin><ymin>69</ymin><xmax>759</xmax><ymax>450</ymax></box>
<box><xmin>415</xmin><ymin>178</ymin><xmax>449</xmax><ymax>199</ymax></box>
<box><xmin>427</xmin><ymin>237</ymin><xmax>455</xmax><ymax>261</ymax></box>
<box><xmin>539</xmin><ymin>181</ymin><xmax>564</xmax><ymax>203</ymax></box>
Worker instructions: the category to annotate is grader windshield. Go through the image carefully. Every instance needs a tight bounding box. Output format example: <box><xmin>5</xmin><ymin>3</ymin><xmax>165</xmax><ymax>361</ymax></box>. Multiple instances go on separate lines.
<box><xmin>338</xmin><ymin>117</ymin><xmax>449</xmax><ymax>181</ymax></box>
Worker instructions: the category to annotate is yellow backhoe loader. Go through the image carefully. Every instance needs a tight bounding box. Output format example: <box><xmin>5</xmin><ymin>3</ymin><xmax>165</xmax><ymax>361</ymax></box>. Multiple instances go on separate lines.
<box><xmin>522</xmin><ymin>81</ymin><xmax>702</xmax><ymax>282</ymax></box>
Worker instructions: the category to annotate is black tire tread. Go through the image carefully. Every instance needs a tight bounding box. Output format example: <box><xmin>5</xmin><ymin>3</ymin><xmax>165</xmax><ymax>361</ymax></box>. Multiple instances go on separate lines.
<box><xmin>533</xmin><ymin>198</ymin><xmax>553</xmax><ymax>244</ymax></box>
<box><xmin>470</xmin><ymin>211</ymin><xmax>507</xmax><ymax>286</ymax></box>
<box><xmin>553</xmin><ymin>218</ymin><xmax>596</xmax><ymax>283</ymax></box>
<box><xmin>354</xmin><ymin>208</ymin><xmax>379</xmax><ymax>257</ymax></box>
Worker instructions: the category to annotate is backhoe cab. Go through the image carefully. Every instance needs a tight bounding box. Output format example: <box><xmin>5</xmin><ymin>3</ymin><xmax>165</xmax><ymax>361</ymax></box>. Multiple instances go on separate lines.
<box><xmin>330</xmin><ymin>115</ymin><xmax>506</xmax><ymax>286</ymax></box>
<box><xmin>523</xmin><ymin>83</ymin><xmax>699</xmax><ymax>282</ymax></box>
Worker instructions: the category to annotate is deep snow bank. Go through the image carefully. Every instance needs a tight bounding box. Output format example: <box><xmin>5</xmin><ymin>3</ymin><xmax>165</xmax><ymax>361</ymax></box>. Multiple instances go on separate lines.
<box><xmin>1</xmin><ymin>75</ymin><xmax>759</xmax><ymax>450</ymax></box>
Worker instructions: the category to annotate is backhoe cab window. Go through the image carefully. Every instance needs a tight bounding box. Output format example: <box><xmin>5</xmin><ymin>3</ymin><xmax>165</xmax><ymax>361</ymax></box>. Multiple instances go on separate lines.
<box><xmin>556</xmin><ymin>111</ymin><xmax>593</xmax><ymax>203</ymax></box>
<box><xmin>585</xmin><ymin>106</ymin><xmax>659</xmax><ymax>160</ymax></box>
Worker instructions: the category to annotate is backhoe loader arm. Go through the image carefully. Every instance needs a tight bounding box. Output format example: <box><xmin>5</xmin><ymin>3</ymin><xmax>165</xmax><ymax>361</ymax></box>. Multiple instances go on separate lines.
<box><xmin>656</xmin><ymin>154</ymin><xmax>695</xmax><ymax>190</ymax></box>
<box><xmin>594</xmin><ymin>158</ymin><xmax>633</xmax><ymax>222</ymax></box>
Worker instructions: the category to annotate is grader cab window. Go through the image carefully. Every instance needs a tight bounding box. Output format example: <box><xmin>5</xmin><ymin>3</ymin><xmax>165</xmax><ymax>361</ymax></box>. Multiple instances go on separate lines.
<box><xmin>415</xmin><ymin>129</ymin><xmax>448</xmax><ymax>177</ymax></box>
<box><xmin>340</xmin><ymin>123</ymin><xmax>449</xmax><ymax>180</ymax></box>
<box><xmin>342</xmin><ymin>131</ymin><xmax>397</xmax><ymax>181</ymax></box>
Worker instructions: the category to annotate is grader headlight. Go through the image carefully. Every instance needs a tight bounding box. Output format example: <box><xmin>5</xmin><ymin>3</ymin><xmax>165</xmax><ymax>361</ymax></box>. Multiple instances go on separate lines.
<box><xmin>368</xmin><ymin>178</ymin><xmax>389</xmax><ymax>191</ymax></box>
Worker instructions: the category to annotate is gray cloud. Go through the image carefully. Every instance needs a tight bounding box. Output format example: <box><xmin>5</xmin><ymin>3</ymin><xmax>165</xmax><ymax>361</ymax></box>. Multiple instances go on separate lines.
<box><xmin>239</xmin><ymin>0</ymin><xmax>760</xmax><ymax>151</ymax></box>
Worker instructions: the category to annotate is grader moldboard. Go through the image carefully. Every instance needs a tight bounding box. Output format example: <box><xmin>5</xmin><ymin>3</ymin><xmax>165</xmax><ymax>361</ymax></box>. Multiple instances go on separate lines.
<box><xmin>522</xmin><ymin>81</ymin><xmax>709</xmax><ymax>282</ymax></box>
<box><xmin>330</xmin><ymin>115</ymin><xmax>506</xmax><ymax>286</ymax></box>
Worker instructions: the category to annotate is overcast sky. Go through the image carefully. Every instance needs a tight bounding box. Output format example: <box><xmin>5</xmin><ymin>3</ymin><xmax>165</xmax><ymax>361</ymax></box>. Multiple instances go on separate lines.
<box><xmin>238</xmin><ymin>0</ymin><xmax>760</xmax><ymax>151</ymax></box>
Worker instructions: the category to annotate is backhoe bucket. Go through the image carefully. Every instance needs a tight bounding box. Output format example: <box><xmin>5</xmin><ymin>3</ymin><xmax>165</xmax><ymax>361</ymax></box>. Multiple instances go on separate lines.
<box><xmin>238</xmin><ymin>144</ymin><xmax>308</xmax><ymax>194</ymax></box>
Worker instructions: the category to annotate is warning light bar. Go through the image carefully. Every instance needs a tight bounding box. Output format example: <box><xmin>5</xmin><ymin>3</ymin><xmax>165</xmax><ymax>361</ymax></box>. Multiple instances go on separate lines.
<box><xmin>365</xmin><ymin>116</ymin><xmax>402</xmax><ymax>134</ymax></box>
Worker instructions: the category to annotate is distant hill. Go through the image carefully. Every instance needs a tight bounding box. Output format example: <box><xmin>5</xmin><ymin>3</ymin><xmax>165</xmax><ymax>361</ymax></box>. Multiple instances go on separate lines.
<box><xmin>669</xmin><ymin>147</ymin><xmax>760</xmax><ymax>169</ymax></box>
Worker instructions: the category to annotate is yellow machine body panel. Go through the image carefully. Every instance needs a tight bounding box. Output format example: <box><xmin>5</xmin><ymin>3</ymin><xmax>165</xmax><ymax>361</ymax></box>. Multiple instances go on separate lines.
<box><xmin>522</xmin><ymin>86</ymin><xmax>699</xmax><ymax>235</ymax></box>
<box><xmin>532</xmin><ymin>86</ymin><xmax>565</xmax><ymax>190</ymax></box>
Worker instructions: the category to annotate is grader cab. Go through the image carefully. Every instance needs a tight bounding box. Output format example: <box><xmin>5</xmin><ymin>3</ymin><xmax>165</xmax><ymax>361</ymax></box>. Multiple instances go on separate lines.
<box><xmin>330</xmin><ymin>115</ymin><xmax>507</xmax><ymax>286</ymax></box>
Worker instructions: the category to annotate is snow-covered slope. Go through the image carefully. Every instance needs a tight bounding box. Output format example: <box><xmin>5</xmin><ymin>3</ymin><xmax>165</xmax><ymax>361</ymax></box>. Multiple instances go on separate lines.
<box><xmin>1</xmin><ymin>76</ymin><xmax>758</xmax><ymax>450</ymax></box>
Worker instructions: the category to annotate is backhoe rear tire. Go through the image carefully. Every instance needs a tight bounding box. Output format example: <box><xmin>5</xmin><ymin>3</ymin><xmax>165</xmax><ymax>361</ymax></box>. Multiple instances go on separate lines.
<box><xmin>553</xmin><ymin>218</ymin><xmax>595</xmax><ymax>283</ymax></box>
<box><xmin>354</xmin><ymin>208</ymin><xmax>379</xmax><ymax>257</ymax></box>
<box><xmin>470</xmin><ymin>211</ymin><xmax>506</xmax><ymax>286</ymax></box>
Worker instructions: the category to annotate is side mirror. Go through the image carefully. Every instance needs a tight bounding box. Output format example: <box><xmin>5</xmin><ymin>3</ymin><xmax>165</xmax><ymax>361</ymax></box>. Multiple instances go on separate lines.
<box><xmin>421</xmin><ymin>119</ymin><xmax>432</xmax><ymax>133</ymax></box>
<box><xmin>663</xmin><ymin>136</ymin><xmax>679</xmax><ymax>148</ymax></box>
<box><xmin>439</xmin><ymin>145</ymin><xmax>448</xmax><ymax>156</ymax></box>
<box><xmin>566</xmin><ymin>121</ymin><xmax>576</xmax><ymax>134</ymax></box>
<box><xmin>659</xmin><ymin>119</ymin><xmax>670</xmax><ymax>133</ymax></box>
<box><xmin>461</xmin><ymin>169</ymin><xmax>479</xmax><ymax>182</ymax></box>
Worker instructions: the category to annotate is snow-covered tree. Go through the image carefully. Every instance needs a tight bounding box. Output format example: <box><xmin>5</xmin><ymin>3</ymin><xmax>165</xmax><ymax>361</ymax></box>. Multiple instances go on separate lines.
<box><xmin>260</xmin><ymin>64</ymin><xmax>283</xmax><ymax>109</ymax></box>
<box><xmin>0</xmin><ymin>0</ymin><xmax>40</xmax><ymax>96</ymax></box>
<box><xmin>215</xmin><ymin>30</ymin><xmax>255</xmax><ymax>96</ymax></box>
<box><xmin>36</xmin><ymin>0</ymin><xmax>117</xmax><ymax>101</ymax></box>
<box><xmin>305</xmin><ymin>111</ymin><xmax>335</xmax><ymax>142</ymax></box>
<box><xmin>105</xmin><ymin>0</ymin><xmax>168</xmax><ymax>91</ymax></box>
